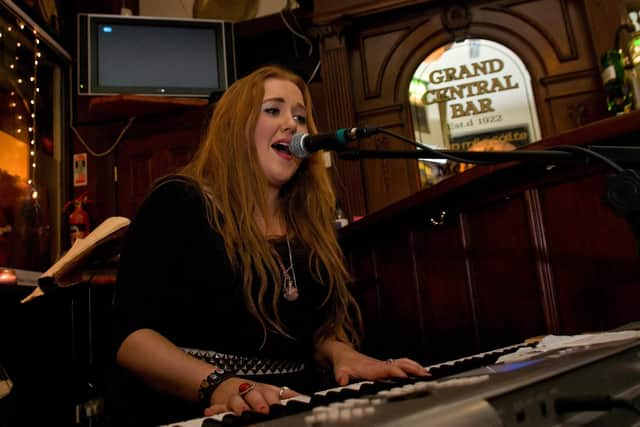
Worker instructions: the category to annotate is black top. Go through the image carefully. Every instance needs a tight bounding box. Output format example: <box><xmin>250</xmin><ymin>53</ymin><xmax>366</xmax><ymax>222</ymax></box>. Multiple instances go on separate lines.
<box><xmin>107</xmin><ymin>178</ymin><xmax>332</xmax><ymax>426</ymax></box>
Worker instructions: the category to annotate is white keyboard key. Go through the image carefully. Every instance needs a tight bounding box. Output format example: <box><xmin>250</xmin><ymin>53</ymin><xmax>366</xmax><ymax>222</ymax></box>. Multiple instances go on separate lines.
<box><xmin>352</xmin><ymin>407</ymin><xmax>364</xmax><ymax>418</ymax></box>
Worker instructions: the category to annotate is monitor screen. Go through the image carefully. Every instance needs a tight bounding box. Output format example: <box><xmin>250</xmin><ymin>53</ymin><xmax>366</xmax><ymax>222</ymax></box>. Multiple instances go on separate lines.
<box><xmin>78</xmin><ymin>14</ymin><xmax>235</xmax><ymax>97</ymax></box>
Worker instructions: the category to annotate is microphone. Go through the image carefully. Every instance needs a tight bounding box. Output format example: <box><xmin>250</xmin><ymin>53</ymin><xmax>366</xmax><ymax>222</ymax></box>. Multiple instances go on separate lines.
<box><xmin>290</xmin><ymin>127</ymin><xmax>379</xmax><ymax>158</ymax></box>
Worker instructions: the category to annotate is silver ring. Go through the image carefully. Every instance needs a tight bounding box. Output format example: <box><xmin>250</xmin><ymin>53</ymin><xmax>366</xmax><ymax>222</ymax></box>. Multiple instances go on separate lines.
<box><xmin>385</xmin><ymin>358</ymin><xmax>394</xmax><ymax>365</ymax></box>
<box><xmin>279</xmin><ymin>386</ymin><xmax>290</xmax><ymax>399</ymax></box>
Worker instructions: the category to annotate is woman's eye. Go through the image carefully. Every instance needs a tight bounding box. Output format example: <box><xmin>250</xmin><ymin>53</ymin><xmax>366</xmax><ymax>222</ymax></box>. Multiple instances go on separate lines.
<box><xmin>264</xmin><ymin>107</ymin><xmax>280</xmax><ymax>115</ymax></box>
<box><xmin>294</xmin><ymin>115</ymin><xmax>307</xmax><ymax>125</ymax></box>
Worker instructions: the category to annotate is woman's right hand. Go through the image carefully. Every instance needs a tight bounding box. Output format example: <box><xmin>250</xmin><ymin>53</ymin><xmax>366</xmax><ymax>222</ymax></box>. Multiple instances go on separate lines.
<box><xmin>204</xmin><ymin>377</ymin><xmax>300</xmax><ymax>416</ymax></box>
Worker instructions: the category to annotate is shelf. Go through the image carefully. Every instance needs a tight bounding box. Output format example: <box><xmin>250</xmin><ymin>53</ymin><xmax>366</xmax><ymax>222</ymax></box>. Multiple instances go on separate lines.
<box><xmin>79</xmin><ymin>95</ymin><xmax>209</xmax><ymax>123</ymax></box>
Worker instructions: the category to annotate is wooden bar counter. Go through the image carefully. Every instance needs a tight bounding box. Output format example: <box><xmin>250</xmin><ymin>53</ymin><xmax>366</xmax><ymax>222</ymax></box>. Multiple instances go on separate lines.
<box><xmin>340</xmin><ymin>111</ymin><xmax>640</xmax><ymax>365</ymax></box>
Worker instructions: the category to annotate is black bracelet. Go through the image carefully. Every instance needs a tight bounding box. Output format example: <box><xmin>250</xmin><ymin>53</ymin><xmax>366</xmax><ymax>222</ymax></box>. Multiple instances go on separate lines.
<box><xmin>198</xmin><ymin>367</ymin><xmax>235</xmax><ymax>408</ymax></box>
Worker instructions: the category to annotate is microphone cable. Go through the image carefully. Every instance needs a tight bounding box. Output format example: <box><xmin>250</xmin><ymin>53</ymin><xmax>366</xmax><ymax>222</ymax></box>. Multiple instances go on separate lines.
<box><xmin>373</xmin><ymin>127</ymin><xmax>629</xmax><ymax>173</ymax></box>
<box><xmin>374</xmin><ymin>127</ymin><xmax>505</xmax><ymax>165</ymax></box>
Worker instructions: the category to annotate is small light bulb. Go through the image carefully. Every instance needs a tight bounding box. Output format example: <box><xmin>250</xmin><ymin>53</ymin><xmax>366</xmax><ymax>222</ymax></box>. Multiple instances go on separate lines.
<box><xmin>32</xmin><ymin>191</ymin><xmax>38</xmax><ymax>199</ymax></box>
<box><xmin>16</xmin><ymin>42</ymin><xmax>20</xmax><ymax>47</ymax></box>
<box><xmin>19</xmin><ymin>24</ymin><xmax>24</xmax><ymax>30</ymax></box>
<box><xmin>17</xmin><ymin>129</ymin><xmax>22</xmax><ymax>133</ymax></box>
<box><xmin>27</xmin><ymin>179</ymin><xmax>32</xmax><ymax>185</ymax></box>
<box><xmin>17</xmin><ymin>79</ymin><xmax>22</xmax><ymax>84</ymax></box>
<box><xmin>34</xmin><ymin>60</ymin><xmax>38</xmax><ymax>65</ymax></box>
<box><xmin>9</xmin><ymin>64</ymin><xmax>14</xmax><ymax>69</ymax></box>
<box><xmin>30</xmin><ymin>76</ymin><xmax>35</xmax><ymax>81</ymax></box>
<box><xmin>32</xmin><ymin>163</ymin><xmax>36</xmax><ymax>168</ymax></box>
<box><xmin>28</xmin><ymin>127</ymin><xmax>33</xmax><ymax>132</ymax></box>
<box><xmin>35</xmin><ymin>39</ymin><xmax>40</xmax><ymax>44</ymax></box>
<box><xmin>18</xmin><ymin>115</ymin><xmax>22</xmax><ymax>120</ymax></box>
<box><xmin>30</xmin><ymin>151</ymin><xmax>34</xmax><ymax>156</ymax></box>
<box><xmin>31</xmin><ymin>113</ymin><xmax>35</xmax><ymax>118</ymax></box>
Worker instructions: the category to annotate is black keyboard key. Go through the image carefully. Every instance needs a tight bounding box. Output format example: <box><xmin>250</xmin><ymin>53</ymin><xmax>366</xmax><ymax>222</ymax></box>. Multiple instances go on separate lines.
<box><xmin>201</xmin><ymin>418</ymin><xmax>225</xmax><ymax>427</ymax></box>
<box><xmin>284</xmin><ymin>400</ymin><xmax>310</xmax><ymax>414</ymax></box>
<box><xmin>221</xmin><ymin>414</ymin><xmax>240</xmax><ymax>425</ymax></box>
<box><xmin>238</xmin><ymin>410</ymin><xmax>270</xmax><ymax>425</ymax></box>
<box><xmin>267</xmin><ymin>403</ymin><xmax>286</xmax><ymax>418</ymax></box>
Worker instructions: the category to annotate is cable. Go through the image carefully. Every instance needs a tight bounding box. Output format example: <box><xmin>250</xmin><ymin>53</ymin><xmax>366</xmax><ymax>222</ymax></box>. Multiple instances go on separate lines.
<box><xmin>375</xmin><ymin>127</ymin><xmax>495</xmax><ymax>165</ymax></box>
<box><xmin>550</xmin><ymin>144</ymin><xmax>625</xmax><ymax>173</ymax></box>
<box><xmin>68</xmin><ymin>66</ymin><xmax>136</xmax><ymax>158</ymax></box>
<box><xmin>307</xmin><ymin>59</ymin><xmax>321</xmax><ymax>84</ymax></box>
<box><xmin>375</xmin><ymin>129</ymin><xmax>629</xmax><ymax>172</ymax></box>
<box><xmin>279</xmin><ymin>8</ymin><xmax>313</xmax><ymax>56</ymax></box>
<box><xmin>70</xmin><ymin>116</ymin><xmax>136</xmax><ymax>158</ymax></box>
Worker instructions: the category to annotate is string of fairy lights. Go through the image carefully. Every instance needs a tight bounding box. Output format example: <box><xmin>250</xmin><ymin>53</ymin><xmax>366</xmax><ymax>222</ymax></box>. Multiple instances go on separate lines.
<box><xmin>1</xmin><ymin>19</ymin><xmax>41</xmax><ymax>200</ymax></box>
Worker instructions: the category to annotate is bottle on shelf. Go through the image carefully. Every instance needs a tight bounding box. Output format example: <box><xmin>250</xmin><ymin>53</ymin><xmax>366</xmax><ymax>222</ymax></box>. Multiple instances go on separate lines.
<box><xmin>600</xmin><ymin>49</ymin><xmax>633</xmax><ymax>115</ymax></box>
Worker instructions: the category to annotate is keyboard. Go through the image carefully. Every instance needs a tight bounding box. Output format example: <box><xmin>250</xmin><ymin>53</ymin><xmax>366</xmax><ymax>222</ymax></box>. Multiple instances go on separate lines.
<box><xmin>164</xmin><ymin>342</ymin><xmax>528</xmax><ymax>427</ymax></box>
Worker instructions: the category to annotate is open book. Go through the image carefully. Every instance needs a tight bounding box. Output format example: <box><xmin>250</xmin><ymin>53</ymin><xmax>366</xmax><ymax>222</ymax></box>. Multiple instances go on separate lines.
<box><xmin>21</xmin><ymin>216</ymin><xmax>130</xmax><ymax>302</ymax></box>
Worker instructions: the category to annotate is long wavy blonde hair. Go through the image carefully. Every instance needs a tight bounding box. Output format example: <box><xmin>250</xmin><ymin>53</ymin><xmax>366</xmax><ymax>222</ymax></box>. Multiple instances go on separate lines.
<box><xmin>179</xmin><ymin>65</ymin><xmax>361</xmax><ymax>347</ymax></box>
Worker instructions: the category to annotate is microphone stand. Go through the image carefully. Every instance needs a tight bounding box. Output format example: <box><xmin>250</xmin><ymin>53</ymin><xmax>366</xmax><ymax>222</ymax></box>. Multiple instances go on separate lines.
<box><xmin>337</xmin><ymin>144</ymin><xmax>640</xmax><ymax>252</ymax></box>
<box><xmin>338</xmin><ymin>146</ymin><xmax>640</xmax><ymax>164</ymax></box>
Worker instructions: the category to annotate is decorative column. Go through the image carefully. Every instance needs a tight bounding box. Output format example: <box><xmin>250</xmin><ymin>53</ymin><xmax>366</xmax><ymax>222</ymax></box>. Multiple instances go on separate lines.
<box><xmin>312</xmin><ymin>22</ymin><xmax>367</xmax><ymax>218</ymax></box>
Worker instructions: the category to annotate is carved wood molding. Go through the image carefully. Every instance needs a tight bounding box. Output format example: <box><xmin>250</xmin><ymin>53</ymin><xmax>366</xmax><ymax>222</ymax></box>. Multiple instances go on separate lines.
<box><xmin>539</xmin><ymin>69</ymin><xmax>598</xmax><ymax>85</ymax></box>
<box><xmin>481</xmin><ymin>0</ymin><xmax>578</xmax><ymax>61</ymax></box>
<box><xmin>359</xmin><ymin>26</ymin><xmax>414</xmax><ymax>99</ymax></box>
<box><xmin>356</xmin><ymin>103</ymin><xmax>405</xmax><ymax>125</ymax></box>
<box><xmin>371</xmin><ymin>134</ymin><xmax>394</xmax><ymax>195</ymax></box>
<box><xmin>458</xmin><ymin>212</ymin><xmax>482</xmax><ymax>349</ymax></box>
<box><xmin>308</xmin><ymin>16</ymin><xmax>354</xmax><ymax>46</ymax></box>
<box><xmin>524</xmin><ymin>188</ymin><xmax>560</xmax><ymax>334</ymax></box>
<box><xmin>441</xmin><ymin>3</ymin><xmax>472</xmax><ymax>42</ymax></box>
<box><xmin>320</xmin><ymin>37</ymin><xmax>368</xmax><ymax>217</ymax></box>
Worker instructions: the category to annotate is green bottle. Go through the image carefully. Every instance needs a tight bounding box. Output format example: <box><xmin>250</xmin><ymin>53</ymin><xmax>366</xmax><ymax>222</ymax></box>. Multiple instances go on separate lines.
<box><xmin>600</xmin><ymin>49</ymin><xmax>633</xmax><ymax>115</ymax></box>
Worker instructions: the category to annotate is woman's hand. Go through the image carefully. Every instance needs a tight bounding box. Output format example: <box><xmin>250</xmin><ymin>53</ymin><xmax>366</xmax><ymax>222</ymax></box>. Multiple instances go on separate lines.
<box><xmin>204</xmin><ymin>377</ymin><xmax>299</xmax><ymax>416</ymax></box>
<box><xmin>321</xmin><ymin>340</ymin><xmax>429</xmax><ymax>386</ymax></box>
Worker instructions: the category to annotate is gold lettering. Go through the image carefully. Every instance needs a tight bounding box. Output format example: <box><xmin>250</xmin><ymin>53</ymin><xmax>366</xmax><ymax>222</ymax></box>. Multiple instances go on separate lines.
<box><xmin>450</xmin><ymin>103</ymin><xmax>467</xmax><ymax>118</ymax></box>
<box><xmin>503</xmin><ymin>74</ymin><xmax>519</xmax><ymax>90</ymax></box>
<box><xmin>429</xmin><ymin>69</ymin><xmax>445</xmax><ymax>84</ymax></box>
<box><xmin>458</xmin><ymin>64</ymin><xmax>475</xmax><ymax>80</ymax></box>
<box><xmin>444</xmin><ymin>67</ymin><xmax>457</xmax><ymax>82</ymax></box>
<box><xmin>472</xmin><ymin>61</ymin><xmax>488</xmax><ymax>76</ymax></box>
<box><xmin>487</xmin><ymin>58</ymin><xmax>504</xmax><ymax>74</ymax></box>
<box><xmin>488</xmin><ymin>77</ymin><xmax>505</xmax><ymax>92</ymax></box>
<box><xmin>476</xmin><ymin>80</ymin><xmax>490</xmax><ymax>95</ymax></box>
<box><xmin>478</xmin><ymin>98</ymin><xmax>495</xmax><ymax>114</ymax></box>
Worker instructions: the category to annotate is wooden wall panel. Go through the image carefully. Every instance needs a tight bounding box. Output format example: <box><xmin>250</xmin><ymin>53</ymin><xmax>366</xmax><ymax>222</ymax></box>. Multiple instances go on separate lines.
<box><xmin>412</xmin><ymin>217</ymin><xmax>478</xmax><ymax>364</ymax></box>
<box><xmin>115</xmin><ymin>108</ymin><xmax>206</xmax><ymax>219</ymax></box>
<box><xmin>359</xmin><ymin>131</ymin><xmax>420</xmax><ymax>212</ymax></box>
<box><xmin>537</xmin><ymin>173</ymin><xmax>640</xmax><ymax>333</ymax></box>
<box><xmin>345</xmin><ymin>242</ymin><xmax>382</xmax><ymax>355</ymax></box>
<box><xmin>463</xmin><ymin>194</ymin><xmax>547</xmax><ymax>350</ymax></box>
<box><xmin>316</xmin><ymin>0</ymin><xmax>616</xmax><ymax>215</ymax></box>
<box><xmin>369</xmin><ymin>226</ymin><xmax>426</xmax><ymax>361</ymax></box>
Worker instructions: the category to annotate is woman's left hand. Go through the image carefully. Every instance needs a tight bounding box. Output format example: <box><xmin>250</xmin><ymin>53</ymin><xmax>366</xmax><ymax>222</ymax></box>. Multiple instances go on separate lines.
<box><xmin>330</xmin><ymin>343</ymin><xmax>429</xmax><ymax>386</ymax></box>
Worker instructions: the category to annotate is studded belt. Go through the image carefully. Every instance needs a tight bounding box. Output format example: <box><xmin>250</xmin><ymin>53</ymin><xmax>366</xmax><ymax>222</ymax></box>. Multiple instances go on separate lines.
<box><xmin>182</xmin><ymin>348</ymin><xmax>305</xmax><ymax>376</ymax></box>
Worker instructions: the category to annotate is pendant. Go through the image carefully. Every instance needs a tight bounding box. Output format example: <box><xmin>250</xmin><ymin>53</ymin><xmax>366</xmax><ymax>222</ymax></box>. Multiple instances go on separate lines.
<box><xmin>283</xmin><ymin>285</ymin><xmax>299</xmax><ymax>302</ymax></box>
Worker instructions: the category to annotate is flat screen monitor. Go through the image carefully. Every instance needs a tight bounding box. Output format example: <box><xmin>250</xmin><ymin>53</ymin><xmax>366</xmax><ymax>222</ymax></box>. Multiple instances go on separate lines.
<box><xmin>77</xmin><ymin>14</ymin><xmax>235</xmax><ymax>97</ymax></box>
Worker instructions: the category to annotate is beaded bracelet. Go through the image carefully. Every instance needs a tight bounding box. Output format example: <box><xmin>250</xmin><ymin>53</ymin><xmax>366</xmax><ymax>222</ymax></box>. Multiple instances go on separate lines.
<box><xmin>197</xmin><ymin>367</ymin><xmax>235</xmax><ymax>408</ymax></box>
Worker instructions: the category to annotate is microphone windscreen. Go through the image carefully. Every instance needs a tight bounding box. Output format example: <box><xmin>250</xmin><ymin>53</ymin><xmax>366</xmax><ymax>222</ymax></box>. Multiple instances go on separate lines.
<box><xmin>290</xmin><ymin>133</ymin><xmax>310</xmax><ymax>158</ymax></box>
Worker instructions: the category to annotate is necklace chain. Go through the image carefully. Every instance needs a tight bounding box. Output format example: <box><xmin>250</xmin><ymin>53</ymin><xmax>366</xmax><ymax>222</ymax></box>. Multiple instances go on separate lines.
<box><xmin>276</xmin><ymin>236</ymin><xmax>298</xmax><ymax>302</ymax></box>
